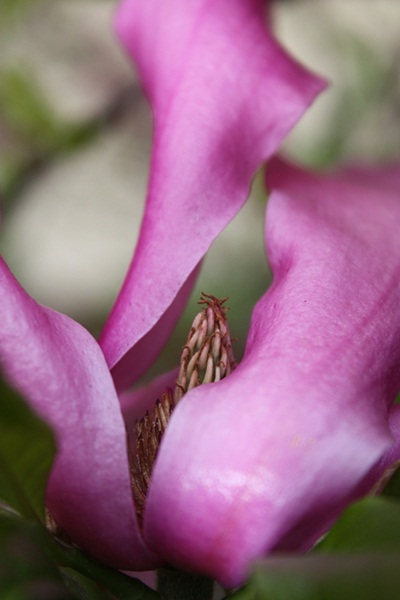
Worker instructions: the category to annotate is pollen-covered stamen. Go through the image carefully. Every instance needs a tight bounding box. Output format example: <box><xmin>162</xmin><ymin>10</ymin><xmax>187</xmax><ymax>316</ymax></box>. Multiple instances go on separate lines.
<box><xmin>130</xmin><ymin>293</ymin><xmax>237</xmax><ymax>524</ymax></box>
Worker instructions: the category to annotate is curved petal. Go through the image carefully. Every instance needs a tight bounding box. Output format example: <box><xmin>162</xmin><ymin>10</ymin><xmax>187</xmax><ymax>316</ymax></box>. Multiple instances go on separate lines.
<box><xmin>100</xmin><ymin>0</ymin><xmax>325</xmax><ymax>387</ymax></box>
<box><xmin>342</xmin><ymin>163</ymin><xmax>400</xmax><ymax>194</ymax></box>
<box><xmin>386</xmin><ymin>406</ymin><xmax>400</xmax><ymax>466</ymax></box>
<box><xmin>359</xmin><ymin>404</ymin><xmax>400</xmax><ymax>497</ymax></box>
<box><xmin>144</xmin><ymin>160</ymin><xmax>400</xmax><ymax>587</ymax></box>
<box><xmin>109</xmin><ymin>266</ymin><xmax>199</xmax><ymax>392</ymax></box>
<box><xmin>0</xmin><ymin>257</ymin><xmax>160</xmax><ymax>570</ymax></box>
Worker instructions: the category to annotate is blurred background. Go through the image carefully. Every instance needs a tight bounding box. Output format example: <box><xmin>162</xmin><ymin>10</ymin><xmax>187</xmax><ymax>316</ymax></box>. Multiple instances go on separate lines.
<box><xmin>1</xmin><ymin>0</ymin><xmax>399</xmax><ymax>376</ymax></box>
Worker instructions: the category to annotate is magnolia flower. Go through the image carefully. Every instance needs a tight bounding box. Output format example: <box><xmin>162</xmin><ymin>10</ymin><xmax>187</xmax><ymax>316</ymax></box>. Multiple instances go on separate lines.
<box><xmin>0</xmin><ymin>0</ymin><xmax>323</xmax><ymax>586</ymax></box>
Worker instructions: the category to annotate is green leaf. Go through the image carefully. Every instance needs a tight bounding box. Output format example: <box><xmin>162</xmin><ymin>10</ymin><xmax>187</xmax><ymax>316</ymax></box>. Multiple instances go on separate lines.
<box><xmin>0</xmin><ymin>0</ymin><xmax>41</xmax><ymax>23</ymax></box>
<box><xmin>0</xmin><ymin>511</ymin><xmax>160</xmax><ymax>600</ymax></box>
<box><xmin>382</xmin><ymin>466</ymin><xmax>400</xmax><ymax>499</ymax></box>
<box><xmin>0</xmin><ymin>68</ymin><xmax>61</xmax><ymax>149</ymax></box>
<box><xmin>59</xmin><ymin>567</ymin><xmax>115</xmax><ymax>600</ymax></box>
<box><xmin>0</xmin><ymin>375</ymin><xmax>56</xmax><ymax>520</ymax></box>
<box><xmin>315</xmin><ymin>497</ymin><xmax>400</xmax><ymax>554</ymax></box>
<box><xmin>0</xmin><ymin>513</ymin><xmax>71</xmax><ymax>600</ymax></box>
<box><xmin>230</xmin><ymin>498</ymin><xmax>400</xmax><ymax>600</ymax></box>
<box><xmin>0</xmin><ymin>67</ymin><xmax>108</xmax><ymax>156</ymax></box>
<box><xmin>231</xmin><ymin>555</ymin><xmax>400</xmax><ymax>600</ymax></box>
<box><xmin>50</xmin><ymin>539</ymin><xmax>160</xmax><ymax>600</ymax></box>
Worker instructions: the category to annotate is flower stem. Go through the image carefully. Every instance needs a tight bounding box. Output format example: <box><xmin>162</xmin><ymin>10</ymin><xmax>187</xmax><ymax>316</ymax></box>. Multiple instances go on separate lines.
<box><xmin>157</xmin><ymin>566</ymin><xmax>214</xmax><ymax>600</ymax></box>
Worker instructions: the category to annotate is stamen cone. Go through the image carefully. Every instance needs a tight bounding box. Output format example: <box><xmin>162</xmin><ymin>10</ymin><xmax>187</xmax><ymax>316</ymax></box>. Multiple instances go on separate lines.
<box><xmin>130</xmin><ymin>293</ymin><xmax>237</xmax><ymax>523</ymax></box>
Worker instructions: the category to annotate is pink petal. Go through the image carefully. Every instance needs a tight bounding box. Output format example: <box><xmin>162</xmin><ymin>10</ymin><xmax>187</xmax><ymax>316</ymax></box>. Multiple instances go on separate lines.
<box><xmin>144</xmin><ymin>159</ymin><xmax>400</xmax><ymax>587</ymax></box>
<box><xmin>0</xmin><ymin>257</ymin><xmax>160</xmax><ymax>570</ymax></box>
<box><xmin>107</xmin><ymin>267</ymin><xmax>199</xmax><ymax>392</ymax></box>
<box><xmin>342</xmin><ymin>163</ymin><xmax>400</xmax><ymax>194</ymax></box>
<box><xmin>100</xmin><ymin>0</ymin><xmax>325</xmax><ymax>389</ymax></box>
<box><xmin>358</xmin><ymin>404</ymin><xmax>400</xmax><ymax>497</ymax></box>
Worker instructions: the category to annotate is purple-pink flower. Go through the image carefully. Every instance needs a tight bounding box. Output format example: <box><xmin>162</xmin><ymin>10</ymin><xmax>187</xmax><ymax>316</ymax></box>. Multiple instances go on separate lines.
<box><xmin>1</xmin><ymin>0</ymin><xmax>400</xmax><ymax>591</ymax></box>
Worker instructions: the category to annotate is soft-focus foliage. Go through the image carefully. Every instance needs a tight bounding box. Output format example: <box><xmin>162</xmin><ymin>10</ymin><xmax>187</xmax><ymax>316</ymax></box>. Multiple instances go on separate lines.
<box><xmin>0</xmin><ymin>376</ymin><xmax>55</xmax><ymax>520</ymax></box>
<box><xmin>232</xmin><ymin>498</ymin><xmax>400</xmax><ymax>600</ymax></box>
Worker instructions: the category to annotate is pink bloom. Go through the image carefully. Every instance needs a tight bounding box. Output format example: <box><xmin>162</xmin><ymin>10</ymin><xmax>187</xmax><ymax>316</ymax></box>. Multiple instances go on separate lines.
<box><xmin>0</xmin><ymin>0</ymin><xmax>322</xmax><ymax>584</ymax></box>
<box><xmin>146</xmin><ymin>158</ymin><xmax>400</xmax><ymax>586</ymax></box>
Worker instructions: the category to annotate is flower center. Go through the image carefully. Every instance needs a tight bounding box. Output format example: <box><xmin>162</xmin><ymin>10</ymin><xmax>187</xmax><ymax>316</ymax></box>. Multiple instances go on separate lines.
<box><xmin>130</xmin><ymin>293</ymin><xmax>237</xmax><ymax>524</ymax></box>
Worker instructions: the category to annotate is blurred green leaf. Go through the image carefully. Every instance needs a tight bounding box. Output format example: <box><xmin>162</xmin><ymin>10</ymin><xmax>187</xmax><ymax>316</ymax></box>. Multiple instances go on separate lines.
<box><xmin>0</xmin><ymin>68</ymin><xmax>61</xmax><ymax>150</ymax></box>
<box><xmin>382</xmin><ymin>466</ymin><xmax>400</xmax><ymax>499</ymax></box>
<box><xmin>59</xmin><ymin>567</ymin><xmax>114</xmax><ymax>600</ymax></box>
<box><xmin>230</xmin><ymin>555</ymin><xmax>400</xmax><ymax>600</ymax></box>
<box><xmin>316</xmin><ymin>497</ymin><xmax>400</xmax><ymax>554</ymax></box>
<box><xmin>0</xmin><ymin>65</ymin><xmax>117</xmax><ymax>208</ymax></box>
<box><xmin>0</xmin><ymin>67</ymin><xmax>101</xmax><ymax>151</ymax></box>
<box><xmin>0</xmin><ymin>513</ymin><xmax>71</xmax><ymax>600</ymax></box>
<box><xmin>51</xmin><ymin>541</ymin><xmax>160</xmax><ymax>600</ymax></box>
<box><xmin>0</xmin><ymin>0</ymin><xmax>40</xmax><ymax>23</ymax></box>
<box><xmin>0</xmin><ymin>376</ymin><xmax>56</xmax><ymax>520</ymax></box>
<box><xmin>230</xmin><ymin>498</ymin><xmax>400</xmax><ymax>599</ymax></box>
<box><xmin>0</xmin><ymin>510</ymin><xmax>160</xmax><ymax>600</ymax></box>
